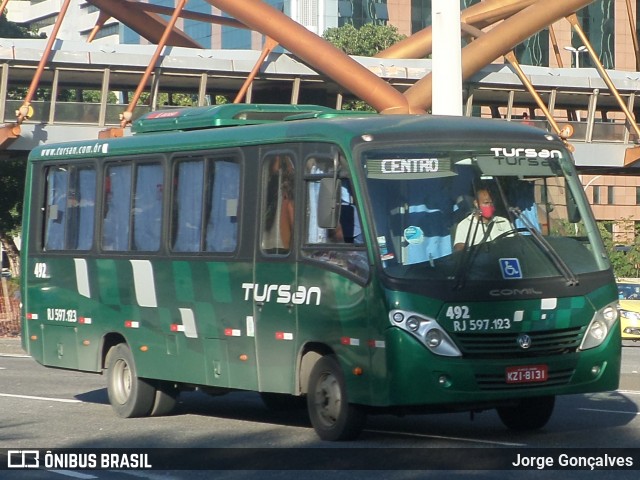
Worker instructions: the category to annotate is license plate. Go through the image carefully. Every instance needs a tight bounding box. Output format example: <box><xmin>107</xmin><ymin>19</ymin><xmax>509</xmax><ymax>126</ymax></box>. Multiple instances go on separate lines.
<box><xmin>505</xmin><ymin>365</ymin><xmax>548</xmax><ymax>384</ymax></box>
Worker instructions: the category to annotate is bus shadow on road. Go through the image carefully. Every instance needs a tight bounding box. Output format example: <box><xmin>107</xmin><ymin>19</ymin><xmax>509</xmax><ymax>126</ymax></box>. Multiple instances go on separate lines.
<box><xmin>75</xmin><ymin>388</ymin><xmax>311</xmax><ymax>428</ymax></box>
<box><xmin>174</xmin><ymin>390</ymin><xmax>311</xmax><ymax>428</ymax></box>
<box><xmin>74</xmin><ymin>385</ymin><xmax>640</xmax><ymax>447</ymax></box>
<box><xmin>75</xmin><ymin>387</ymin><xmax>110</xmax><ymax>405</ymax></box>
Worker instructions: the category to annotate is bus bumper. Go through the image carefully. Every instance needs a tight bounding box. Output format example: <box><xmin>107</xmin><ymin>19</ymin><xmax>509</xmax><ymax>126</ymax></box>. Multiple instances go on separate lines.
<box><xmin>376</xmin><ymin>327</ymin><xmax>621</xmax><ymax>408</ymax></box>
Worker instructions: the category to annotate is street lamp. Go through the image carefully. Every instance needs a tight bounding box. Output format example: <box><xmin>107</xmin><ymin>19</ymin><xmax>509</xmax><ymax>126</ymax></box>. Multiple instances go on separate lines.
<box><xmin>563</xmin><ymin>45</ymin><xmax>588</xmax><ymax>68</ymax></box>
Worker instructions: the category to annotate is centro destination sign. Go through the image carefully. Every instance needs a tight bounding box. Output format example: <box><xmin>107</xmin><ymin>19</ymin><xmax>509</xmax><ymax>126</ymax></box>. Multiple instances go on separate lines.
<box><xmin>366</xmin><ymin>156</ymin><xmax>453</xmax><ymax>179</ymax></box>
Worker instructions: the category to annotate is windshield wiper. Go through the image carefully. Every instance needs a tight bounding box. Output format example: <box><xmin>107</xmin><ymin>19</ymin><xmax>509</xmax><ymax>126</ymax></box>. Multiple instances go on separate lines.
<box><xmin>452</xmin><ymin>218</ymin><xmax>495</xmax><ymax>290</ymax></box>
<box><xmin>509</xmin><ymin>207</ymin><xmax>579</xmax><ymax>286</ymax></box>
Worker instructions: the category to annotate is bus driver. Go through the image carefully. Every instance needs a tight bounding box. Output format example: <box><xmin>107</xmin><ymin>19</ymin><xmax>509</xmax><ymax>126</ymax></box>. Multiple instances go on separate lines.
<box><xmin>453</xmin><ymin>187</ymin><xmax>512</xmax><ymax>251</ymax></box>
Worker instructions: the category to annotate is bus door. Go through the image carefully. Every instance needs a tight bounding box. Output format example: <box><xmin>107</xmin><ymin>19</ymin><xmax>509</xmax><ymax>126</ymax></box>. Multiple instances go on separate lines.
<box><xmin>252</xmin><ymin>151</ymin><xmax>299</xmax><ymax>393</ymax></box>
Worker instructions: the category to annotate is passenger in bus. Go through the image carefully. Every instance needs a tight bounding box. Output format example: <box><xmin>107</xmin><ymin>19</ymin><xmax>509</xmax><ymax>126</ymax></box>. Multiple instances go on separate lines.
<box><xmin>453</xmin><ymin>187</ymin><xmax>512</xmax><ymax>251</ymax></box>
<box><xmin>262</xmin><ymin>155</ymin><xmax>295</xmax><ymax>253</ymax></box>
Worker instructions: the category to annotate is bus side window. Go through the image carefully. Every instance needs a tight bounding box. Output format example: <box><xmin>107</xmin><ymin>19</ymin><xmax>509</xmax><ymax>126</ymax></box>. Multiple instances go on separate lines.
<box><xmin>43</xmin><ymin>166</ymin><xmax>69</xmax><ymax>251</ymax></box>
<box><xmin>173</xmin><ymin>159</ymin><xmax>205</xmax><ymax>252</ymax></box>
<box><xmin>261</xmin><ymin>153</ymin><xmax>295</xmax><ymax>255</ymax></box>
<box><xmin>304</xmin><ymin>163</ymin><xmax>368</xmax><ymax>281</ymax></box>
<box><xmin>43</xmin><ymin>165</ymin><xmax>96</xmax><ymax>251</ymax></box>
<box><xmin>102</xmin><ymin>164</ymin><xmax>132</xmax><ymax>251</ymax></box>
<box><xmin>205</xmin><ymin>159</ymin><xmax>240</xmax><ymax>253</ymax></box>
<box><xmin>172</xmin><ymin>156</ymin><xmax>240</xmax><ymax>254</ymax></box>
<box><xmin>307</xmin><ymin>179</ymin><xmax>362</xmax><ymax>245</ymax></box>
<box><xmin>132</xmin><ymin>163</ymin><xmax>163</xmax><ymax>251</ymax></box>
<box><xmin>66</xmin><ymin>167</ymin><xmax>96</xmax><ymax>250</ymax></box>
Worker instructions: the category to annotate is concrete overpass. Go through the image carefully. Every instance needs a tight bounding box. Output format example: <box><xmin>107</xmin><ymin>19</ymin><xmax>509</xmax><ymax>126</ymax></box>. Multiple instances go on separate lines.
<box><xmin>2</xmin><ymin>38</ymin><xmax>640</xmax><ymax>172</ymax></box>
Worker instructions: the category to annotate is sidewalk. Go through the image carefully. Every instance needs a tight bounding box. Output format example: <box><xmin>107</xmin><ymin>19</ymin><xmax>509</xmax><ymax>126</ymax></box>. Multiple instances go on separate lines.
<box><xmin>0</xmin><ymin>336</ymin><xmax>27</xmax><ymax>356</ymax></box>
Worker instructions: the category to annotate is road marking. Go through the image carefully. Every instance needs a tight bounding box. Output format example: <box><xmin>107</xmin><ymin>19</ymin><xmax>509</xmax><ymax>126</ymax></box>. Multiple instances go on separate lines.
<box><xmin>579</xmin><ymin>407</ymin><xmax>640</xmax><ymax>415</ymax></box>
<box><xmin>365</xmin><ymin>429</ymin><xmax>526</xmax><ymax>446</ymax></box>
<box><xmin>0</xmin><ymin>392</ymin><xmax>81</xmax><ymax>403</ymax></box>
<box><xmin>618</xmin><ymin>389</ymin><xmax>640</xmax><ymax>395</ymax></box>
<box><xmin>48</xmin><ymin>471</ymin><xmax>97</xmax><ymax>479</ymax></box>
<box><xmin>0</xmin><ymin>353</ymin><xmax>30</xmax><ymax>358</ymax></box>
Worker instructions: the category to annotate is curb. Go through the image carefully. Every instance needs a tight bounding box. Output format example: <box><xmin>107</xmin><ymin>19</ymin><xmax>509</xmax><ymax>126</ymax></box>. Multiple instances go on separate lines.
<box><xmin>0</xmin><ymin>336</ymin><xmax>27</xmax><ymax>356</ymax></box>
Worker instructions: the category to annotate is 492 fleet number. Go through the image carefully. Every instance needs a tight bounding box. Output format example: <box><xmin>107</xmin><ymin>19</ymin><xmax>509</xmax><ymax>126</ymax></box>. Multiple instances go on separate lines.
<box><xmin>445</xmin><ymin>306</ymin><xmax>512</xmax><ymax>331</ymax></box>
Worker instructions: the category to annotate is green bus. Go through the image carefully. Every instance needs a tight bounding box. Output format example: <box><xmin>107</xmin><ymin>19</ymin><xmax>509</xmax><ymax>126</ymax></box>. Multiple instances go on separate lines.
<box><xmin>21</xmin><ymin>104</ymin><xmax>620</xmax><ymax>441</ymax></box>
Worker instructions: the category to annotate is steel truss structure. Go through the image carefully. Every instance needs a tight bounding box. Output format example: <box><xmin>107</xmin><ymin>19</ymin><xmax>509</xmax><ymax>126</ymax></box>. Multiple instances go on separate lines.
<box><xmin>1</xmin><ymin>0</ymin><xmax>639</xmax><ymax>160</ymax></box>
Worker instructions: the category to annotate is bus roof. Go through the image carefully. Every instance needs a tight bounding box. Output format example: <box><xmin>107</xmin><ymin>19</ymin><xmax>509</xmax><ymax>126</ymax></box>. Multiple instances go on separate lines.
<box><xmin>30</xmin><ymin>105</ymin><xmax>563</xmax><ymax>161</ymax></box>
<box><xmin>131</xmin><ymin>104</ymin><xmax>345</xmax><ymax>133</ymax></box>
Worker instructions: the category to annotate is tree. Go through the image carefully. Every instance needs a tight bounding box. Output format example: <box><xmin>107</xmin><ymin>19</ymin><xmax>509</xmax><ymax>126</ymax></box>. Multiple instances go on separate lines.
<box><xmin>323</xmin><ymin>23</ymin><xmax>406</xmax><ymax>111</ymax></box>
<box><xmin>598</xmin><ymin>221</ymin><xmax>640</xmax><ymax>278</ymax></box>
<box><xmin>323</xmin><ymin>23</ymin><xmax>406</xmax><ymax>57</ymax></box>
<box><xmin>0</xmin><ymin>13</ymin><xmax>37</xmax><ymax>279</ymax></box>
<box><xmin>0</xmin><ymin>12</ymin><xmax>41</xmax><ymax>39</ymax></box>
<box><xmin>0</xmin><ymin>156</ymin><xmax>26</xmax><ymax>277</ymax></box>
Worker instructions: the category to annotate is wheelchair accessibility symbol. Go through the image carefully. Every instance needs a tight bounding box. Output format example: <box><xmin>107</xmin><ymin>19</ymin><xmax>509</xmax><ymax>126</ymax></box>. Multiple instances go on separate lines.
<box><xmin>499</xmin><ymin>258</ymin><xmax>522</xmax><ymax>279</ymax></box>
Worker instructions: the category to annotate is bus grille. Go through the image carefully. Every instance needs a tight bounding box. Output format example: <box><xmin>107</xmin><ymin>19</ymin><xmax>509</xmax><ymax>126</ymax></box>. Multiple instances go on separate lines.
<box><xmin>475</xmin><ymin>367</ymin><xmax>576</xmax><ymax>391</ymax></box>
<box><xmin>453</xmin><ymin>326</ymin><xmax>587</xmax><ymax>359</ymax></box>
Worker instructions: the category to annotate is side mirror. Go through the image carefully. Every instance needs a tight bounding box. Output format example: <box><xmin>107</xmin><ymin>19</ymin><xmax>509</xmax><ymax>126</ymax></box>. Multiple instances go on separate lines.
<box><xmin>317</xmin><ymin>177</ymin><xmax>342</xmax><ymax>229</ymax></box>
<box><xmin>566</xmin><ymin>187</ymin><xmax>581</xmax><ymax>223</ymax></box>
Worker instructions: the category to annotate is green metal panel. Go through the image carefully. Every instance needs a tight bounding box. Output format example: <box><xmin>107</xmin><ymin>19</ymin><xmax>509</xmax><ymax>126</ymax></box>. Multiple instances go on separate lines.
<box><xmin>253</xmin><ymin>261</ymin><xmax>297</xmax><ymax>393</ymax></box>
<box><xmin>41</xmin><ymin>325</ymin><xmax>79</xmax><ymax>370</ymax></box>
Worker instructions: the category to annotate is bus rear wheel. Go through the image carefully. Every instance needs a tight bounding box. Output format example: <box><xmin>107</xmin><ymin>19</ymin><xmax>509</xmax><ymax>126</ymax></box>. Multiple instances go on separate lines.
<box><xmin>307</xmin><ymin>355</ymin><xmax>366</xmax><ymax>441</ymax></box>
<box><xmin>497</xmin><ymin>395</ymin><xmax>555</xmax><ymax>431</ymax></box>
<box><xmin>106</xmin><ymin>343</ymin><xmax>156</xmax><ymax>418</ymax></box>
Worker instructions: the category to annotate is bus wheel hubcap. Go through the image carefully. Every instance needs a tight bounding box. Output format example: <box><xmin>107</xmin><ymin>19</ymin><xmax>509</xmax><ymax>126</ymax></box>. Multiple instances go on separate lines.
<box><xmin>114</xmin><ymin>359</ymin><xmax>132</xmax><ymax>404</ymax></box>
<box><xmin>314</xmin><ymin>372</ymin><xmax>341</xmax><ymax>426</ymax></box>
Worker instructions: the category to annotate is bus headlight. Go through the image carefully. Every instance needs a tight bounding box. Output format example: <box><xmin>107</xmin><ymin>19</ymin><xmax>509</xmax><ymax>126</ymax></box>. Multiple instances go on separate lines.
<box><xmin>425</xmin><ymin>329</ymin><xmax>443</xmax><ymax>348</ymax></box>
<box><xmin>579</xmin><ymin>302</ymin><xmax>618</xmax><ymax>351</ymax></box>
<box><xmin>389</xmin><ymin>309</ymin><xmax>462</xmax><ymax>357</ymax></box>
<box><xmin>406</xmin><ymin>316</ymin><xmax>421</xmax><ymax>332</ymax></box>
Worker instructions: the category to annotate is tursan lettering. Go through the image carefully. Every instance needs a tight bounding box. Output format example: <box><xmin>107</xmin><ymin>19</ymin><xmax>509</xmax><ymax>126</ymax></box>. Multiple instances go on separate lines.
<box><xmin>490</xmin><ymin>147</ymin><xmax>562</xmax><ymax>159</ymax></box>
<box><xmin>242</xmin><ymin>283</ymin><xmax>321</xmax><ymax>305</ymax></box>
<box><xmin>381</xmin><ymin>158</ymin><xmax>439</xmax><ymax>174</ymax></box>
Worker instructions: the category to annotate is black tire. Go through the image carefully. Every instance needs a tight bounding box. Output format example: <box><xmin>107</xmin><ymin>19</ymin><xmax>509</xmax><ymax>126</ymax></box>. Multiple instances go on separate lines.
<box><xmin>497</xmin><ymin>395</ymin><xmax>555</xmax><ymax>431</ymax></box>
<box><xmin>106</xmin><ymin>343</ymin><xmax>156</xmax><ymax>418</ymax></box>
<box><xmin>150</xmin><ymin>381</ymin><xmax>179</xmax><ymax>417</ymax></box>
<box><xmin>260</xmin><ymin>392</ymin><xmax>306</xmax><ymax>411</ymax></box>
<box><xmin>306</xmin><ymin>355</ymin><xmax>366</xmax><ymax>441</ymax></box>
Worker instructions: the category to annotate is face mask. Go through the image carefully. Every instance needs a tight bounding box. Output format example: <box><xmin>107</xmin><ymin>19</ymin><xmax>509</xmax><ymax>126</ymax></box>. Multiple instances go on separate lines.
<box><xmin>479</xmin><ymin>205</ymin><xmax>495</xmax><ymax>219</ymax></box>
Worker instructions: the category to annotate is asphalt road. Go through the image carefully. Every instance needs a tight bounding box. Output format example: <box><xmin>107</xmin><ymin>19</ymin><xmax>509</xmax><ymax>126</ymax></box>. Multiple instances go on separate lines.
<box><xmin>1</xmin><ymin>337</ymin><xmax>639</xmax><ymax>480</ymax></box>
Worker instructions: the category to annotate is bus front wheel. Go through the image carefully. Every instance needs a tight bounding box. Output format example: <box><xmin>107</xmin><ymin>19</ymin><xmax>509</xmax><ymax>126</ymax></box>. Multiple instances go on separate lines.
<box><xmin>307</xmin><ymin>355</ymin><xmax>366</xmax><ymax>441</ymax></box>
<box><xmin>497</xmin><ymin>395</ymin><xmax>555</xmax><ymax>431</ymax></box>
<box><xmin>106</xmin><ymin>343</ymin><xmax>156</xmax><ymax>418</ymax></box>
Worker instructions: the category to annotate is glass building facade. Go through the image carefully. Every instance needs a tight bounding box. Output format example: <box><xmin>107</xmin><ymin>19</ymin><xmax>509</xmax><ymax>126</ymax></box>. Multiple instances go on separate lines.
<box><xmin>114</xmin><ymin>0</ymin><xmax>631</xmax><ymax>71</ymax></box>
<box><xmin>337</xmin><ymin>0</ymin><xmax>390</xmax><ymax>27</ymax></box>
<box><xmin>577</xmin><ymin>0</ymin><xmax>615</xmax><ymax>69</ymax></box>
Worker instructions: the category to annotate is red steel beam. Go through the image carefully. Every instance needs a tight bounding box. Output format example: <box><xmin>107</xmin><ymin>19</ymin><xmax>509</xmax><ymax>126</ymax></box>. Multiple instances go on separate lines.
<box><xmin>85</xmin><ymin>0</ymin><xmax>201</xmax><ymax>48</ymax></box>
<box><xmin>208</xmin><ymin>0</ymin><xmax>419</xmax><ymax>114</ymax></box>
<box><xmin>402</xmin><ymin>0</ymin><xmax>595</xmax><ymax>111</ymax></box>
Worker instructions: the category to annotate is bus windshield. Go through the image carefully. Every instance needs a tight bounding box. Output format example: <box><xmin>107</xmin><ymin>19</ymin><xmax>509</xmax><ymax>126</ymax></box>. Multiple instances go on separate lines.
<box><xmin>361</xmin><ymin>142</ymin><xmax>610</xmax><ymax>285</ymax></box>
